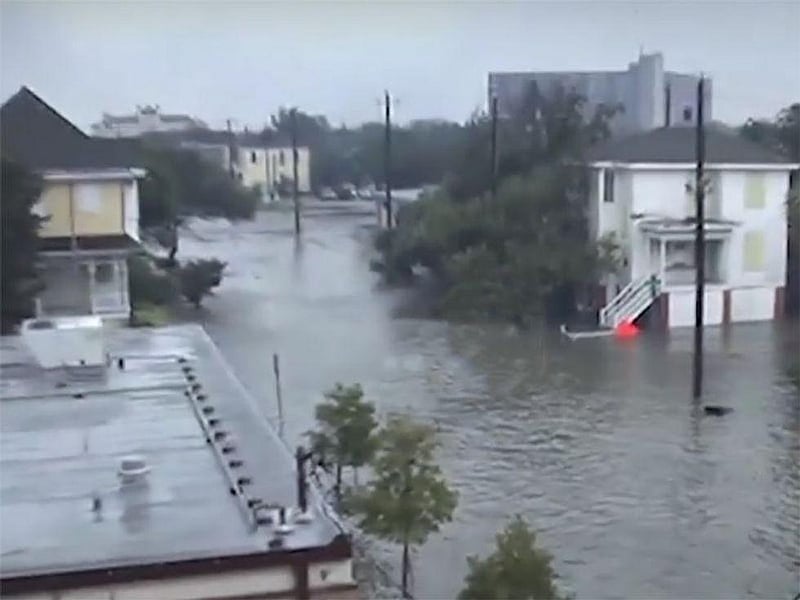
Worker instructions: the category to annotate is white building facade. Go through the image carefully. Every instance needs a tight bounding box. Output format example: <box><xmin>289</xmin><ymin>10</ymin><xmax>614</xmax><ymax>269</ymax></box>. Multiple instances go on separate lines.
<box><xmin>92</xmin><ymin>105</ymin><xmax>207</xmax><ymax>138</ymax></box>
<box><xmin>586</xmin><ymin>126</ymin><xmax>797</xmax><ymax>329</ymax></box>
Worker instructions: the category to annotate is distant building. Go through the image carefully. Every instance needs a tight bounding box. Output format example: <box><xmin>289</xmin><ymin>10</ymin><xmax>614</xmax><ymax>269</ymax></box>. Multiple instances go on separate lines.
<box><xmin>167</xmin><ymin>130</ymin><xmax>312</xmax><ymax>200</ymax></box>
<box><xmin>1</xmin><ymin>87</ymin><xmax>145</xmax><ymax>322</ymax></box>
<box><xmin>585</xmin><ymin>125</ymin><xmax>798</xmax><ymax>329</ymax></box>
<box><xmin>0</xmin><ymin>322</ymin><xmax>359</xmax><ymax>599</ymax></box>
<box><xmin>91</xmin><ymin>104</ymin><xmax>207</xmax><ymax>138</ymax></box>
<box><xmin>488</xmin><ymin>52</ymin><xmax>711</xmax><ymax>134</ymax></box>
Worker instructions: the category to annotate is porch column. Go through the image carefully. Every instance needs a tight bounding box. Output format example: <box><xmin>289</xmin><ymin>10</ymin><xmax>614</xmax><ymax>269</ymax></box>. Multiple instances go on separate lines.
<box><xmin>659</xmin><ymin>239</ymin><xmax>667</xmax><ymax>284</ymax></box>
<box><xmin>115</xmin><ymin>260</ymin><xmax>128</xmax><ymax>307</ymax></box>
<box><xmin>86</xmin><ymin>260</ymin><xmax>97</xmax><ymax>314</ymax></box>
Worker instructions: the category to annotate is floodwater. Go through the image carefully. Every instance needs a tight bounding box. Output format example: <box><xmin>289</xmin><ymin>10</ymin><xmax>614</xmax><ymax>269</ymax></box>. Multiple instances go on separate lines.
<box><xmin>179</xmin><ymin>209</ymin><xmax>799</xmax><ymax>600</ymax></box>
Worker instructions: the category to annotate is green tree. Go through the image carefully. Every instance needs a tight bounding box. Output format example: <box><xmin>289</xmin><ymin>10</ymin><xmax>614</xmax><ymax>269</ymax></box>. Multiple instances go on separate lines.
<box><xmin>178</xmin><ymin>258</ymin><xmax>226</xmax><ymax>308</ymax></box>
<box><xmin>137</xmin><ymin>144</ymin><xmax>260</xmax><ymax>238</ymax></box>
<box><xmin>459</xmin><ymin>516</ymin><xmax>566</xmax><ymax>600</ymax></box>
<box><xmin>348</xmin><ymin>415</ymin><xmax>458</xmax><ymax>598</ymax></box>
<box><xmin>1</xmin><ymin>159</ymin><xmax>44</xmax><ymax>333</ymax></box>
<box><xmin>374</xmin><ymin>167</ymin><xmax>615</xmax><ymax>324</ymax></box>
<box><xmin>307</xmin><ymin>383</ymin><xmax>379</xmax><ymax>494</ymax></box>
<box><xmin>740</xmin><ymin>103</ymin><xmax>799</xmax><ymax>162</ymax></box>
<box><xmin>370</xmin><ymin>85</ymin><xmax>621</xmax><ymax>325</ymax></box>
<box><xmin>128</xmin><ymin>254</ymin><xmax>179</xmax><ymax>307</ymax></box>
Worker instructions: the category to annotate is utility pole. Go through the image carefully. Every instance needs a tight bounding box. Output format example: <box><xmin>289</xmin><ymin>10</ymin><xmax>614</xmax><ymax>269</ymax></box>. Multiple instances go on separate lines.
<box><xmin>692</xmin><ymin>76</ymin><xmax>706</xmax><ymax>399</ymax></box>
<box><xmin>490</xmin><ymin>96</ymin><xmax>498</xmax><ymax>200</ymax></box>
<box><xmin>291</xmin><ymin>108</ymin><xmax>301</xmax><ymax>235</ymax></box>
<box><xmin>384</xmin><ymin>90</ymin><xmax>393</xmax><ymax>229</ymax></box>
<box><xmin>226</xmin><ymin>118</ymin><xmax>234</xmax><ymax>178</ymax></box>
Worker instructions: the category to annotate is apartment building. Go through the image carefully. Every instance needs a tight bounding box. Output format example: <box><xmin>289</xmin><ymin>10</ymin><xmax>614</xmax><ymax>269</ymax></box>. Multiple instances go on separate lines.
<box><xmin>488</xmin><ymin>52</ymin><xmax>711</xmax><ymax>134</ymax></box>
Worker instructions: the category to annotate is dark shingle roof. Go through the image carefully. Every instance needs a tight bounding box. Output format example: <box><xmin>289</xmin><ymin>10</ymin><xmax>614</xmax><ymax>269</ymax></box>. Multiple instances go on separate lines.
<box><xmin>586</xmin><ymin>125</ymin><xmax>793</xmax><ymax>165</ymax></box>
<box><xmin>1</xmin><ymin>87</ymin><xmax>143</xmax><ymax>171</ymax></box>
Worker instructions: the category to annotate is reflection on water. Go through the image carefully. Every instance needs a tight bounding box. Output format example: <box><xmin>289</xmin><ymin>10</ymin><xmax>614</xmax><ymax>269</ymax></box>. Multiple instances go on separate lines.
<box><xmin>180</xmin><ymin>212</ymin><xmax>799</xmax><ymax>599</ymax></box>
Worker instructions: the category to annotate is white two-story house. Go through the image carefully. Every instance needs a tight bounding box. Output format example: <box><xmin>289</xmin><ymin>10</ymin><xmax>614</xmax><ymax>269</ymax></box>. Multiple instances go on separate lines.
<box><xmin>585</xmin><ymin>125</ymin><xmax>798</xmax><ymax>329</ymax></box>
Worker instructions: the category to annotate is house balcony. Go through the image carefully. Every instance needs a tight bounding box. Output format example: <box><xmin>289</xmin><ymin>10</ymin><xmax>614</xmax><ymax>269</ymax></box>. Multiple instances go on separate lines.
<box><xmin>639</xmin><ymin>217</ymin><xmax>735</xmax><ymax>289</ymax></box>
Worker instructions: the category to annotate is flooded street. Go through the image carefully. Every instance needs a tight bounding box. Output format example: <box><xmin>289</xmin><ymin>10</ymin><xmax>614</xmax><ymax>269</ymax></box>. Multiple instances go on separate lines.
<box><xmin>180</xmin><ymin>210</ymin><xmax>799</xmax><ymax>600</ymax></box>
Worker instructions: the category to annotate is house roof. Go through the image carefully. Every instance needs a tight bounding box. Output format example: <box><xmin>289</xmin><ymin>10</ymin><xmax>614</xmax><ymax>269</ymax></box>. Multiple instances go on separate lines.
<box><xmin>585</xmin><ymin>124</ymin><xmax>793</xmax><ymax>165</ymax></box>
<box><xmin>0</xmin><ymin>325</ymin><xmax>350</xmax><ymax>593</ymax></box>
<box><xmin>1</xmin><ymin>87</ymin><xmax>144</xmax><ymax>171</ymax></box>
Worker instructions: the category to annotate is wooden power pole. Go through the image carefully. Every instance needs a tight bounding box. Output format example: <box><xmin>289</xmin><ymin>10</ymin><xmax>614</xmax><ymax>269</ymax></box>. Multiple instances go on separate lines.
<box><xmin>226</xmin><ymin>118</ymin><xmax>235</xmax><ymax>178</ymax></box>
<box><xmin>692</xmin><ymin>76</ymin><xmax>706</xmax><ymax>399</ymax></box>
<box><xmin>490</xmin><ymin>96</ymin><xmax>498</xmax><ymax>200</ymax></box>
<box><xmin>384</xmin><ymin>90</ymin><xmax>393</xmax><ymax>229</ymax></box>
<box><xmin>290</xmin><ymin>108</ymin><xmax>301</xmax><ymax>235</ymax></box>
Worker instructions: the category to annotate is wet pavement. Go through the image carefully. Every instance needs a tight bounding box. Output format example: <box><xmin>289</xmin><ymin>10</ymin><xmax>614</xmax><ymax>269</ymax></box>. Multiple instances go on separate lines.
<box><xmin>179</xmin><ymin>210</ymin><xmax>800</xmax><ymax>600</ymax></box>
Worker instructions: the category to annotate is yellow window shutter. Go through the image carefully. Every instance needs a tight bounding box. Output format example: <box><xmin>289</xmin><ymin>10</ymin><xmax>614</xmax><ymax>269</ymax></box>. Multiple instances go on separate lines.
<box><xmin>743</xmin><ymin>231</ymin><xmax>765</xmax><ymax>271</ymax></box>
<box><xmin>744</xmin><ymin>173</ymin><xmax>765</xmax><ymax>209</ymax></box>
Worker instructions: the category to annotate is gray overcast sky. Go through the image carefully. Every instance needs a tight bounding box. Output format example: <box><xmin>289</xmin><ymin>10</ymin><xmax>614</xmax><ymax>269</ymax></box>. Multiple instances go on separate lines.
<box><xmin>2</xmin><ymin>0</ymin><xmax>799</xmax><ymax>131</ymax></box>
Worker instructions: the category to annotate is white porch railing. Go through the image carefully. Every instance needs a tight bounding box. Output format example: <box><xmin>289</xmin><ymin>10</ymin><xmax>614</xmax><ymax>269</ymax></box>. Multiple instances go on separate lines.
<box><xmin>599</xmin><ymin>275</ymin><xmax>661</xmax><ymax>329</ymax></box>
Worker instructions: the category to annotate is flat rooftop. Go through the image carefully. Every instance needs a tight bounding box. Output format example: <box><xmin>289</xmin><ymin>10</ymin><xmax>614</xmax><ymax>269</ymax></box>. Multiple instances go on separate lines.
<box><xmin>0</xmin><ymin>325</ymin><xmax>344</xmax><ymax>580</ymax></box>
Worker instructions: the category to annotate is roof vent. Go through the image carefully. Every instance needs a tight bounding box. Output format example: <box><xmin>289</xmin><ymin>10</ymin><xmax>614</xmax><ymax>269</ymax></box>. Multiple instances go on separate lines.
<box><xmin>293</xmin><ymin>506</ymin><xmax>313</xmax><ymax>524</ymax></box>
<box><xmin>275</xmin><ymin>507</ymin><xmax>294</xmax><ymax>535</ymax></box>
<box><xmin>118</xmin><ymin>455</ymin><xmax>150</xmax><ymax>484</ymax></box>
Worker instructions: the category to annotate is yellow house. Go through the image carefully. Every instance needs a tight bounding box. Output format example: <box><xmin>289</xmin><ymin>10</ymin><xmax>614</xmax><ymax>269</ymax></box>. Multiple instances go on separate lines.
<box><xmin>1</xmin><ymin>87</ymin><xmax>145</xmax><ymax>321</ymax></box>
<box><xmin>263</xmin><ymin>145</ymin><xmax>312</xmax><ymax>198</ymax></box>
<box><xmin>178</xmin><ymin>131</ymin><xmax>311</xmax><ymax>201</ymax></box>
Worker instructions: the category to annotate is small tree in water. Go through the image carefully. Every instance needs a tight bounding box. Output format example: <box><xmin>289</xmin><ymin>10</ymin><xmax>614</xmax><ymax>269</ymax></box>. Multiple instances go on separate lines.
<box><xmin>178</xmin><ymin>259</ymin><xmax>226</xmax><ymax>308</ymax></box>
<box><xmin>307</xmin><ymin>383</ymin><xmax>378</xmax><ymax>495</ymax></box>
<box><xmin>348</xmin><ymin>415</ymin><xmax>458</xmax><ymax>598</ymax></box>
<box><xmin>459</xmin><ymin>515</ymin><xmax>566</xmax><ymax>600</ymax></box>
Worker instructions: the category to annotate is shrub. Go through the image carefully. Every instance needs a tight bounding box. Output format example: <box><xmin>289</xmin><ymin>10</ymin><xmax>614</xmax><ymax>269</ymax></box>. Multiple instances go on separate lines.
<box><xmin>178</xmin><ymin>259</ymin><xmax>226</xmax><ymax>308</ymax></box>
<box><xmin>128</xmin><ymin>254</ymin><xmax>179</xmax><ymax>307</ymax></box>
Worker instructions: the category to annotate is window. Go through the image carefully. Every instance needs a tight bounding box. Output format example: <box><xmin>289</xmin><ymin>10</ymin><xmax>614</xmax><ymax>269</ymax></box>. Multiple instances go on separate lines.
<box><xmin>743</xmin><ymin>231</ymin><xmax>765</xmax><ymax>271</ymax></box>
<box><xmin>250</xmin><ymin>151</ymin><xmax>257</xmax><ymax>164</ymax></box>
<box><xmin>279</xmin><ymin>150</ymin><xmax>286</xmax><ymax>166</ymax></box>
<box><xmin>94</xmin><ymin>263</ymin><xmax>114</xmax><ymax>284</ymax></box>
<box><xmin>744</xmin><ymin>172</ymin><xmax>766</xmax><ymax>209</ymax></box>
<box><xmin>603</xmin><ymin>169</ymin><xmax>615</xmax><ymax>203</ymax></box>
<box><xmin>74</xmin><ymin>183</ymin><xmax>102</xmax><ymax>214</ymax></box>
<box><xmin>682</xmin><ymin>106</ymin><xmax>693</xmax><ymax>122</ymax></box>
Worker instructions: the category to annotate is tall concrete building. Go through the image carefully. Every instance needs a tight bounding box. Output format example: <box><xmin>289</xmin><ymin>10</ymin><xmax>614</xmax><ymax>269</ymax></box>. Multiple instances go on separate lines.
<box><xmin>488</xmin><ymin>52</ymin><xmax>711</xmax><ymax>134</ymax></box>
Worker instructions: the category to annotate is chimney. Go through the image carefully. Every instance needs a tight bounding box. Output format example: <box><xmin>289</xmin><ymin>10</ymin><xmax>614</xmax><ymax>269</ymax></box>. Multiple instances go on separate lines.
<box><xmin>664</xmin><ymin>83</ymin><xmax>671</xmax><ymax>127</ymax></box>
